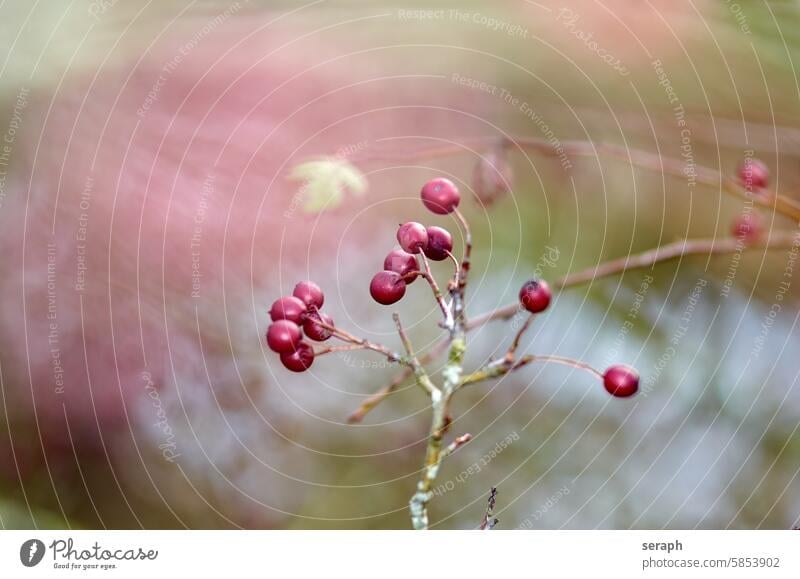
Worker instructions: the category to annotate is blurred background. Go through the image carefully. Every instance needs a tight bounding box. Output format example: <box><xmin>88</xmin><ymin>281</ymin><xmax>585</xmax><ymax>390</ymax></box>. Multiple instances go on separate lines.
<box><xmin>0</xmin><ymin>0</ymin><xmax>799</xmax><ymax>529</ymax></box>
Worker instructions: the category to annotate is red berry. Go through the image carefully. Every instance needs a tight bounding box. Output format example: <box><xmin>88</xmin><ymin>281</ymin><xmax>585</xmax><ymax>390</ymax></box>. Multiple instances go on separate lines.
<box><xmin>384</xmin><ymin>249</ymin><xmax>418</xmax><ymax>283</ymax></box>
<box><xmin>293</xmin><ymin>281</ymin><xmax>324</xmax><ymax>309</ymax></box>
<box><xmin>519</xmin><ymin>279</ymin><xmax>551</xmax><ymax>313</ymax></box>
<box><xmin>303</xmin><ymin>312</ymin><xmax>334</xmax><ymax>342</ymax></box>
<box><xmin>731</xmin><ymin>212</ymin><xmax>762</xmax><ymax>244</ymax></box>
<box><xmin>423</xmin><ymin>226</ymin><xmax>453</xmax><ymax>261</ymax></box>
<box><xmin>266</xmin><ymin>320</ymin><xmax>303</xmax><ymax>353</ymax></box>
<box><xmin>269</xmin><ymin>296</ymin><xmax>307</xmax><ymax>323</ymax></box>
<box><xmin>280</xmin><ymin>341</ymin><xmax>314</xmax><ymax>372</ymax></box>
<box><xmin>421</xmin><ymin>177</ymin><xmax>460</xmax><ymax>214</ymax></box>
<box><xmin>397</xmin><ymin>222</ymin><xmax>428</xmax><ymax>254</ymax></box>
<box><xmin>603</xmin><ymin>365</ymin><xmax>639</xmax><ymax>397</ymax></box>
<box><xmin>369</xmin><ymin>270</ymin><xmax>406</xmax><ymax>305</ymax></box>
<box><xmin>737</xmin><ymin>158</ymin><xmax>769</xmax><ymax>191</ymax></box>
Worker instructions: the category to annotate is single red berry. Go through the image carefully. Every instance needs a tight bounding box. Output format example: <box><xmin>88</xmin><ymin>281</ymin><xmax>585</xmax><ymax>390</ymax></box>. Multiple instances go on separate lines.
<box><xmin>266</xmin><ymin>320</ymin><xmax>303</xmax><ymax>353</ymax></box>
<box><xmin>370</xmin><ymin>270</ymin><xmax>406</xmax><ymax>305</ymax></box>
<box><xmin>280</xmin><ymin>341</ymin><xmax>314</xmax><ymax>372</ymax></box>
<box><xmin>423</xmin><ymin>226</ymin><xmax>453</xmax><ymax>261</ymax></box>
<box><xmin>303</xmin><ymin>312</ymin><xmax>334</xmax><ymax>342</ymax></box>
<box><xmin>293</xmin><ymin>281</ymin><xmax>324</xmax><ymax>309</ymax></box>
<box><xmin>269</xmin><ymin>296</ymin><xmax>307</xmax><ymax>323</ymax></box>
<box><xmin>519</xmin><ymin>279</ymin><xmax>551</xmax><ymax>313</ymax></box>
<box><xmin>603</xmin><ymin>365</ymin><xmax>639</xmax><ymax>397</ymax></box>
<box><xmin>737</xmin><ymin>158</ymin><xmax>769</xmax><ymax>191</ymax></box>
<box><xmin>421</xmin><ymin>177</ymin><xmax>460</xmax><ymax>214</ymax></box>
<box><xmin>397</xmin><ymin>222</ymin><xmax>428</xmax><ymax>254</ymax></box>
<box><xmin>384</xmin><ymin>249</ymin><xmax>418</xmax><ymax>283</ymax></box>
<box><xmin>731</xmin><ymin>212</ymin><xmax>763</xmax><ymax>244</ymax></box>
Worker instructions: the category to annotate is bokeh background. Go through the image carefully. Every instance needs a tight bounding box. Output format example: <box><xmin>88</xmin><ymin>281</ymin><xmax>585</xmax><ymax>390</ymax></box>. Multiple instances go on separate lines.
<box><xmin>0</xmin><ymin>0</ymin><xmax>799</xmax><ymax>529</ymax></box>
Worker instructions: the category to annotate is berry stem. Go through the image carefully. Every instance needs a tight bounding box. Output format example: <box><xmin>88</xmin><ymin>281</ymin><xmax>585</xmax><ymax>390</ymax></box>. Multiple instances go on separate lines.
<box><xmin>444</xmin><ymin>250</ymin><xmax>461</xmax><ymax>283</ymax></box>
<box><xmin>413</xmin><ymin>255</ymin><xmax>454</xmax><ymax>331</ymax></box>
<box><xmin>311</xmin><ymin>317</ymin><xmax>408</xmax><ymax>366</ymax></box>
<box><xmin>505</xmin><ymin>313</ymin><xmax>535</xmax><ymax>363</ymax></box>
<box><xmin>313</xmin><ymin>344</ymin><xmax>369</xmax><ymax>356</ymax></box>
<box><xmin>459</xmin><ymin>353</ymin><xmax>602</xmax><ymax>388</ymax></box>
<box><xmin>452</xmin><ymin>207</ymin><xmax>472</xmax><ymax>295</ymax></box>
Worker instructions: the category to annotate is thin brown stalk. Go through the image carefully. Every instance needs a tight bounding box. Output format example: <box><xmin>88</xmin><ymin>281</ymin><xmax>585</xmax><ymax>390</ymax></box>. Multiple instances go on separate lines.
<box><xmin>466</xmin><ymin>232</ymin><xmax>799</xmax><ymax>328</ymax></box>
<box><xmin>350</xmin><ymin>136</ymin><xmax>800</xmax><ymax>222</ymax></box>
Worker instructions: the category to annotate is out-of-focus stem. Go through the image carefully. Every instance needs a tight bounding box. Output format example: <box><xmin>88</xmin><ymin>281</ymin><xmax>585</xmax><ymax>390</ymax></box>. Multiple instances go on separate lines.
<box><xmin>351</xmin><ymin>136</ymin><xmax>800</xmax><ymax>222</ymax></box>
<box><xmin>466</xmin><ymin>232</ymin><xmax>799</xmax><ymax>328</ymax></box>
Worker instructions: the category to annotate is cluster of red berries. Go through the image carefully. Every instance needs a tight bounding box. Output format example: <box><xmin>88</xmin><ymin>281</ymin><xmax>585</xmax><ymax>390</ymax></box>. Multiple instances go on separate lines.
<box><xmin>369</xmin><ymin>178</ymin><xmax>460</xmax><ymax>305</ymax></box>
<box><xmin>266</xmin><ymin>281</ymin><xmax>332</xmax><ymax>372</ymax></box>
<box><xmin>266</xmin><ymin>175</ymin><xmax>640</xmax><ymax>398</ymax></box>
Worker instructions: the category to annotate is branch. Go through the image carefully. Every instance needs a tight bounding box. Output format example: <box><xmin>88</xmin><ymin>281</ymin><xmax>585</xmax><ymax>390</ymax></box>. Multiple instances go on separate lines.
<box><xmin>348</xmin><ymin>232</ymin><xmax>798</xmax><ymax>422</ymax></box>
<box><xmin>312</xmin><ymin>317</ymin><xmax>408</xmax><ymax>366</ymax></box>
<box><xmin>346</xmin><ymin>337</ymin><xmax>450</xmax><ymax>423</ymax></box>
<box><xmin>505</xmin><ymin>313</ymin><xmax>535</xmax><ymax>363</ymax></box>
<box><xmin>393</xmin><ymin>313</ymin><xmax>437</xmax><ymax>397</ymax></box>
<box><xmin>479</xmin><ymin>487</ymin><xmax>499</xmax><ymax>530</ymax></box>
<box><xmin>351</xmin><ymin>136</ymin><xmax>800</xmax><ymax>222</ymax></box>
<box><xmin>466</xmin><ymin>232</ymin><xmax>799</xmax><ymax>328</ymax></box>
<box><xmin>409</xmin><ymin>314</ymin><xmax>468</xmax><ymax>530</ymax></box>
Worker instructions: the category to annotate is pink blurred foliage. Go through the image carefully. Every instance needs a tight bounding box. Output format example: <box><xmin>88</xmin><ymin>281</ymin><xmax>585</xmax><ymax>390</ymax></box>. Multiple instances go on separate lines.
<box><xmin>0</xmin><ymin>17</ymin><xmax>491</xmax><ymax>524</ymax></box>
<box><xmin>522</xmin><ymin>0</ymin><xmax>711</xmax><ymax>68</ymax></box>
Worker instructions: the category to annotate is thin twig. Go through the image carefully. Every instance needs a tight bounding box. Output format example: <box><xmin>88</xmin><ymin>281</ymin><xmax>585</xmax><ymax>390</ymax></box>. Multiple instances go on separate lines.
<box><xmin>313</xmin><ymin>344</ymin><xmax>368</xmax><ymax>356</ymax></box>
<box><xmin>438</xmin><ymin>433</ymin><xmax>472</xmax><ymax>462</ymax></box>
<box><xmin>444</xmin><ymin>250</ymin><xmax>461</xmax><ymax>284</ymax></box>
<box><xmin>505</xmin><ymin>313</ymin><xmax>535</xmax><ymax>363</ymax></box>
<box><xmin>346</xmin><ymin>338</ymin><xmax>450</xmax><ymax>423</ymax></box>
<box><xmin>459</xmin><ymin>354</ymin><xmax>603</xmax><ymax>388</ymax></box>
<box><xmin>312</xmin><ymin>317</ymin><xmax>407</xmax><ymax>365</ymax></box>
<box><xmin>453</xmin><ymin>207</ymin><xmax>472</xmax><ymax>294</ymax></box>
<box><xmin>415</xmin><ymin>254</ymin><xmax>454</xmax><ymax>331</ymax></box>
<box><xmin>479</xmin><ymin>487</ymin><xmax>499</xmax><ymax>530</ymax></box>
